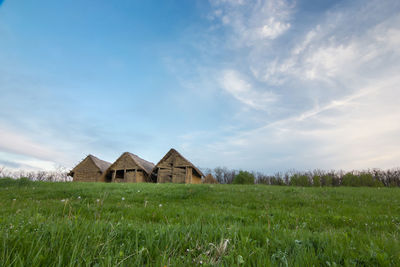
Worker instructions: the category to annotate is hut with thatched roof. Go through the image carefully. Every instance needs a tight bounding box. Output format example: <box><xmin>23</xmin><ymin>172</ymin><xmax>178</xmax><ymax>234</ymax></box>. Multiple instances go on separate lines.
<box><xmin>69</xmin><ymin>154</ymin><xmax>111</xmax><ymax>182</ymax></box>
<box><xmin>151</xmin><ymin>148</ymin><xmax>204</xmax><ymax>184</ymax></box>
<box><xmin>203</xmin><ymin>174</ymin><xmax>218</xmax><ymax>184</ymax></box>
<box><xmin>104</xmin><ymin>152</ymin><xmax>155</xmax><ymax>183</ymax></box>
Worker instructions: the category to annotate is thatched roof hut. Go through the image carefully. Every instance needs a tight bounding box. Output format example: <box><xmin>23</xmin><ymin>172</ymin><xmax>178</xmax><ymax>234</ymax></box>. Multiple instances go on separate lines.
<box><xmin>151</xmin><ymin>148</ymin><xmax>204</xmax><ymax>184</ymax></box>
<box><xmin>203</xmin><ymin>174</ymin><xmax>218</xmax><ymax>184</ymax></box>
<box><xmin>105</xmin><ymin>152</ymin><xmax>155</xmax><ymax>183</ymax></box>
<box><xmin>69</xmin><ymin>154</ymin><xmax>111</xmax><ymax>182</ymax></box>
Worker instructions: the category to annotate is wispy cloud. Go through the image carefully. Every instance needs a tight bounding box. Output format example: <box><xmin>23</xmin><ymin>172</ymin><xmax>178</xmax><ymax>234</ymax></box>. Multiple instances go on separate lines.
<box><xmin>1</xmin><ymin>0</ymin><xmax>400</xmax><ymax>172</ymax></box>
<box><xmin>209</xmin><ymin>0</ymin><xmax>293</xmax><ymax>46</ymax></box>
<box><xmin>0</xmin><ymin>126</ymin><xmax>62</xmax><ymax>163</ymax></box>
<box><xmin>178</xmin><ymin>0</ymin><xmax>400</xmax><ymax>172</ymax></box>
<box><xmin>219</xmin><ymin>69</ymin><xmax>277</xmax><ymax>110</ymax></box>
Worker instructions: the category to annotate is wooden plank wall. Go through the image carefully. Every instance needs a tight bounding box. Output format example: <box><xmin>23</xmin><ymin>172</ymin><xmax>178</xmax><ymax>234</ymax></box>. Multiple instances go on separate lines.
<box><xmin>109</xmin><ymin>154</ymin><xmax>147</xmax><ymax>183</ymax></box>
<box><xmin>73</xmin><ymin>158</ymin><xmax>102</xmax><ymax>182</ymax></box>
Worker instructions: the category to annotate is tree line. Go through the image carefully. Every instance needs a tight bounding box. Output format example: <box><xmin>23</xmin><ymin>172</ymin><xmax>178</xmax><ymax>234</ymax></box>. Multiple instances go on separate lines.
<box><xmin>202</xmin><ymin>167</ymin><xmax>400</xmax><ymax>187</ymax></box>
<box><xmin>1</xmin><ymin>165</ymin><xmax>400</xmax><ymax>186</ymax></box>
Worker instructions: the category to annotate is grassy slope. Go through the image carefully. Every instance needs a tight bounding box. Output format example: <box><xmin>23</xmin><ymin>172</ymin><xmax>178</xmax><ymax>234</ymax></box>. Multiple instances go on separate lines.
<box><xmin>0</xmin><ymin>179</ymin><xmax>399</xmax><ymax>266</ymax></box>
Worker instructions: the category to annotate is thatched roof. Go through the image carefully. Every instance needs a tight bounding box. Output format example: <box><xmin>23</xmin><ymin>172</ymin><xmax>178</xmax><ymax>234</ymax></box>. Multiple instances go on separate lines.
<box><xmin>88</xmin><ymin>155</ymin><xmax>112</xmax><ymax>172</ymax></box>
<box><xmin>71</xmin><ymin>154</ymin><xmax>111</xmax><ymax>173</ymax></box>
<box><xmin>110</xmin><ymin>152</ymin><xmax>155</xmax><ymax>175</ymax></box>
<box><xmin>154</xmin><ymin>148</ymin><xmax>204</xmax><ymax>177</ymax></box>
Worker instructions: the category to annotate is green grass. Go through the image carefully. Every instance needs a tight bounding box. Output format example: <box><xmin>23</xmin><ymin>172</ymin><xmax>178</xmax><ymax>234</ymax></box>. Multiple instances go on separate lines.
<box><xmin>0</xmin><ymin>178</ymin><xmax>399</xmax><ymax>266</ymax></box>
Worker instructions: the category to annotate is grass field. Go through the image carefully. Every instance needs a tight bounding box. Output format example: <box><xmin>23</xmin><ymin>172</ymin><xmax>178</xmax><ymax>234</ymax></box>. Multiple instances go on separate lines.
<box><xmin>0</xmin><ymin>178</ymin><xmax>399</xmax><ymax>266</ymax></box>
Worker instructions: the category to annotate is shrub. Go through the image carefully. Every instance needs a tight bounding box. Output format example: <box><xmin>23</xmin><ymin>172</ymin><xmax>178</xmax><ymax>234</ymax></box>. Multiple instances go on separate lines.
<box><xmin>312</xmin><ymin>175</ymin><xmax>321</xmax><ymax>187</ymax></box>
<box><xmin>321</xmin><ymin>175</ymin><xmax>333</xmax><ymax>186</ymax></box>
<box><xmin>233</xmin><ymin>171</ymin><xmax>255</xmax><ymax>184</ymax></box>
<box><xmin>270</xmin><ymin>177</ymin><xmax>286</xmax><ymax>185</ymax></box>
<box><xmin>289</xmin><ymin>174</ymin><xmax>311</xmax><ymax>187</ymax></box>
<box><xmin>17</xmin><ymin>177</ymin><xmax>33</xmax><ymax>187</ymax></box>
<box><xmin>341</xmin><ymin>173</ymin><xmax>359</xmax><ymax>186</ymax></box>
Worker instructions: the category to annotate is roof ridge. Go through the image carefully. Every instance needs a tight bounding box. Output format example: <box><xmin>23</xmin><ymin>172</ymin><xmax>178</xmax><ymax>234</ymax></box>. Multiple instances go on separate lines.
<box><xmin>154</xmin><ymin>148</ymin><xmax>204</xmax><ymax>177</ymax></box>
<box><xmin>124</xmin><ymin>152</ymin><xmax>155</xmax><ymax>175</ymax></box>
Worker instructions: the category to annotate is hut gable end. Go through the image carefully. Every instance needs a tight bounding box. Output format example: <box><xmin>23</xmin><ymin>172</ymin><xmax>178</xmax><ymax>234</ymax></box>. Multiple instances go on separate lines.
<box><xmin>153</xmin><ymin>148</ymin><xmax>204</xmax><ymax>184</ymax></box>
<box><xmin>106</xmin><ymin>152</ymin><xmax>155</xmax><ymax>183</ymax></box>
<box><xmin>71</xmin><ymin>155</ymin><xmax>111</xmax><ymax>182</ymax></box>
<box><xmin>110</xmin><ymin>153</ymin><xmax>140</xmax><ymax>170</ymax></box>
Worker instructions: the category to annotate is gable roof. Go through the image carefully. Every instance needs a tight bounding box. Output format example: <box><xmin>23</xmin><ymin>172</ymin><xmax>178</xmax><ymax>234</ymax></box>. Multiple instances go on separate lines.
<box><xmin>71</xmin><ymin>154</ymin><xmax>111</xmax><ymax>173</ymax></box>
<box><xmin>110</xmin><ymin>152</ymin><xmax>155</xmax><ymax>175</ymax></box>
<box><xmin>154</xmin><ymin>148</ymin><xmax>204</xmax><ymax>177</ymax></box>
<box><xmin>88</xmin><ymin>154</ymin><xmax>112</xmax><ymax>172</ymax></box>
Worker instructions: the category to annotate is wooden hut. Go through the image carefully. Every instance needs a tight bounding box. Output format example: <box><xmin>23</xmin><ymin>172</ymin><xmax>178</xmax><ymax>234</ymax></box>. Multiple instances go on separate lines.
<box><xmin>151</xmin><ymin>148</ymin><xmax>204</xmax><ymax>184</ymax></box>
<box><xmin>105</xmin><ymin>152</ymin><xmax>155</xmax><ymax>183</ymax></box>
<box><xmin>69</xmin><ymin>154</ymin><xmax>111</xmax><ymax>182</ymax></box>
<box><xmin>203</xmin><ymin>174</ymin><xmax>218</xmax><ymax>184</ymax></box>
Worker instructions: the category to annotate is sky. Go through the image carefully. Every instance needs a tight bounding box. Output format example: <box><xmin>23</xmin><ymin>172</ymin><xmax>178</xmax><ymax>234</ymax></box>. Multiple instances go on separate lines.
<box><xmin>0</xmin><ymin>0</ymin><xmax>400</xmax><ymax>173</ymax></box>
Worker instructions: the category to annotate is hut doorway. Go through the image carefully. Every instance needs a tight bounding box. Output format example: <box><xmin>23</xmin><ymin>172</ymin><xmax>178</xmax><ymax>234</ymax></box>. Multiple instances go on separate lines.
<box><xmin>115</xmin><ymin>169</ymin><xmax>125</xmax><ymax>181</ymax></box>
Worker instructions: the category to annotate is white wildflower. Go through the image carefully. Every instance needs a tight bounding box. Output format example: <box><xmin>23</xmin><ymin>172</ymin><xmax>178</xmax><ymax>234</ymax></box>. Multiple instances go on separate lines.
<box><xmin>77</xmin><ymin>196</ymin><xmax>81</xmax><ymax>199</ymax></box>
<box><xmin>97</xmin><ymin>199</ymin><xmax>100</xmax><ymax>202</ymax></box>
<box><xmin>61</xmin><ymin>199</ymin><xmax>65</xmax><ymax>202</ymax></box>
<box><xmin>159</xmin><ymin>204</ymin><xmax>162</xmax><ymax>207</ymax></box>
<box><xmin>137</xmin><ymin>190</ymin><xmax>141</xmax><ymax>193</ymax></box>
<box><xmin>12</xmin><ymin>199</ymin><xmax>16</xmax><ymax>201</ymax></box>
<box><xmin>200</xmin><ymin>261</ymin><xmax>203</xmax><ymax>264</ymax></box>
<box><xmin>122</xmin><ymin>197</ymin><xmax>125</xmax><ymax>201</ymax></box>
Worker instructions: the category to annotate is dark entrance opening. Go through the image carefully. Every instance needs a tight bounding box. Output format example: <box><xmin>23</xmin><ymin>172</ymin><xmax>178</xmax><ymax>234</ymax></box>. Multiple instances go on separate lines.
<box><xmin>116</xmin><ymin>170</ymin><xmax>124</xmax><ymax>179</ymax></box>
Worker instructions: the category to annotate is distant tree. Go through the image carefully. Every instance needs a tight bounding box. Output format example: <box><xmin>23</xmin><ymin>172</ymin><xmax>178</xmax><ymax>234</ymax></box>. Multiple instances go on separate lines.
<box><xmin>214</xmin><ymin>167</ymin><xmax>224</xmax><ymax>183</ymax></box>
<box><xmin>289</xmin><ymin>174</ymin><xmax>311</xmax><ymax>187</ymax></box>
<box><xmin>233</xmin><ymin>171</ymin><xmax>255</xmax><ymax>184</ymax></box>
<box><xmin>312</xmin><ymin>175</ymin><xmax>321</xmax><ymax>187</ymax></box>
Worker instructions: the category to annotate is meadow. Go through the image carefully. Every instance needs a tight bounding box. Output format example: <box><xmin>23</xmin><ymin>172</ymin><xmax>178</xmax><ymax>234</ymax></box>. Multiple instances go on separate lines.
<box><xmin>0</xmin><ymin>178</ymin><xmax>399</xmax><ymax>266</ymax></box>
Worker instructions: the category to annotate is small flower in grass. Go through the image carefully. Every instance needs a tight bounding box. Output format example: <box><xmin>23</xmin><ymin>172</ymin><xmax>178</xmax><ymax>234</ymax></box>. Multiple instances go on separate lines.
<box><xmin>121</xmin><ymin>197</ymin><xmax>125</xmax><ymax>201</ymax></box>
<box><xmin>137</xmin><ymin>190</ymin><xmax>141</xmax><ymax>193</ymax></box>
<box><xmin>97</xmin><ymin>199</ymin><xmax>100</xmax><ymax>203</ymax></box>
<box><xmin>12</xmin><ymin>199</ymin><xmax>16</xmax><ymax>201</ymax></box>
<box><xmin>186</xmin><ymin>248</ymin><xmax>189</xmax><ymax>252</ymax></box>
<box><xmin>77</xmin><ymin>196</ymin><xmax>81</xmax><ymax>199</ymax></box>
<box><xmin>61</xmin><ymin>199</ymin><xmax>66</xmax><ymax>202</ymax></box>
<box><xmin>200</xmin><ymin>260</ymin><xmax>203</xmax><ymax>265</ymax></box>
<box><xmin>159</xmin><ymin>204</ymin><xmax>162</xmax><ymax>208</ymax></box>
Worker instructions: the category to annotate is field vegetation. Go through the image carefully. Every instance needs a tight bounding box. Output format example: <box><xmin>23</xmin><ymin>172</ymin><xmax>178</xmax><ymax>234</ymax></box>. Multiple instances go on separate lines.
<box><xmin>205</xmin><ymin>167</ymin><xmax>400</xmax><ymax>187</ymax></box>
<box><xmin>0</xmin><ymin>178</ymin><xmax>399</xmax><ymax>266</ymax></box>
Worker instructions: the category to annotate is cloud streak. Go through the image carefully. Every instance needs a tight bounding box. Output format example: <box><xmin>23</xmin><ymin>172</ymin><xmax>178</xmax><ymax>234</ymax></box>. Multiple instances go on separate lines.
<box><xmin>219</xmin><ymin>69</ymin><xmax>277</xmax><ymax>110</ymax></box>
<box><xmin>179</xmin><ymin>0</ymin><xmax>400</xmax><ymax>172</ymax></box>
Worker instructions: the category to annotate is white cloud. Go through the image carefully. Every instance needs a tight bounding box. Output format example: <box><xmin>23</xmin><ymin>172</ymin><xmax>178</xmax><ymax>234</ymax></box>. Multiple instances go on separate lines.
<box><xmin>260</xmin><ymin>17</ymin><xmax>290</xmax><ymax>39</ymax></box>
<box><xmin>210</xmin><ymin>0</ymin><xmax>293</xmax><ymax>46</ymax></box>
<box><xmin>0</xmin><ymin>123</ymin><xmax>82</xmax><ymax>170</ymax></box>
<box><xmin>220</xmin><ymin>69</ymin><xmax>277</xmax><ymax>110</ymax></box>
<box><xmin>0</xmin><ymin>126</ymin><xmax>62</xmax><ymax>162</ymax></box>
<box><xmin>182</xmin><ymin>0</ymin><xmax>400</xmax><ymax>172</ymax></box>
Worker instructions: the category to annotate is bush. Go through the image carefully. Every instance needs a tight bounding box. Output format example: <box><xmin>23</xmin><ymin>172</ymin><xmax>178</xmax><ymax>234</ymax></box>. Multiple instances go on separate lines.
<box><xmin>233</xmin><ymin>171</ymin><xmax>255</xmax><ymax>184</ymax></box>
<box><xmin>270</xmin><ymin>177</ymin><xmax>286</xmax><ymax>185</ymax></box>
<box><xmin>312</xmin><ymin>175</ymin><xmax>321</xmax><ymax>187</ymax></box>
<box><xmin>289</xmin><ymin>174</ymin><xmax>311</xmax><ymax>187</ymax></box>
<box><xmin>341</xmin><ymin>173</ymin><xmax>359</xmax><ymax>186</ymax></box>
<box><xmin>321</xmin><ymin>175</ymin><xmax>333</xmax><ymax>186</ymax></box>
<box><xmin>341</xmin><ymin>172</ymin><xmax>383</xmax><ymax>187</ymax></box>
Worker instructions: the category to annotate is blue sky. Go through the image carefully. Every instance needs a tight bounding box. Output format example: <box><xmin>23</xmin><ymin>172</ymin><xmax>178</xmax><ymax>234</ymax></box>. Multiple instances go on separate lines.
<box><xmin>1</xmin><ymin>0</ymin><xmax>400</xmax><ymax>173</ymax></box>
